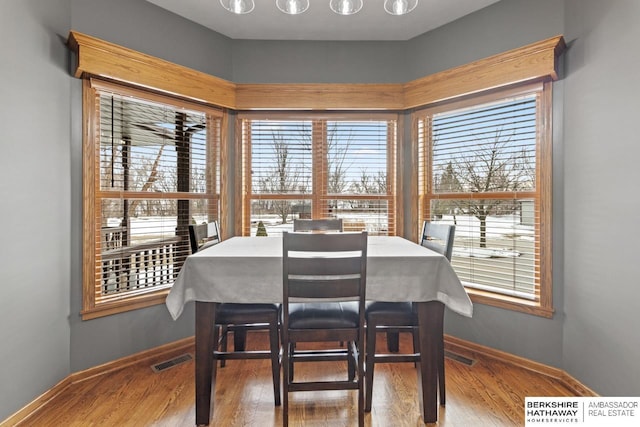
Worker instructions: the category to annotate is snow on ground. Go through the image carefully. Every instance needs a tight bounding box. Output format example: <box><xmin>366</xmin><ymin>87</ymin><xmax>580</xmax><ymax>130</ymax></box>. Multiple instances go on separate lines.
<box><xmin>107</xmin><ymin>213</ymin><xmax>532</xmax><ymax>258</ymax></box>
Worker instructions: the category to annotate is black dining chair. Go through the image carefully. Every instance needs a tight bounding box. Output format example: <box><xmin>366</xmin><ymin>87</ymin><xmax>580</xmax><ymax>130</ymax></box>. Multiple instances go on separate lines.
<box><xmin>281</xmin><ymin>231</ymin><xmax>368</xmax><ymax>427</ymax></box>
<box><xmin>293</xmin><ymin>218</ymin><xmax>346</xmax><ymax>348</ymax></box>
<box><xmin>188</xmin><ymin>221</ymin><xmax>221</xmax><ymax>254</ymax></box>
<box><xmin>364</xmin><ymin>221</ymin><xmax>455</xmax><ymax>411</ymax></box>
<box><xmin>292</xmin><ymin>218</ymin><xmax>343</xmax><ymax>232</ymax></box>
<box><xmin>188</xmin><ymin>221</ymin><xmax>281</xmax><ymax>406</ymax></box>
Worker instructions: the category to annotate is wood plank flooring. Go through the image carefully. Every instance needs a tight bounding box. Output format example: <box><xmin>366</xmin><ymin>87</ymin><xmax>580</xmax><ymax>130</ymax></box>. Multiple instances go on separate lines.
<box><xmin>17</xmin><ymin>332</ymin><xmax>576</xmax><ymax>426</ymax></box>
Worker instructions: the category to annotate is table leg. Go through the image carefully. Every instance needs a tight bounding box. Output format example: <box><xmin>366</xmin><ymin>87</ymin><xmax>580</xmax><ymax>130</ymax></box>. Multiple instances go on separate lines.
<box><xmin>415</xmin><ymin>301</ymin><xmax>444</xmax><ymax>424</ymax></box>
<box><xmin>195</xmin><ymin>301</ymin><xmax>217</xmax><ymax>426</ymax></box>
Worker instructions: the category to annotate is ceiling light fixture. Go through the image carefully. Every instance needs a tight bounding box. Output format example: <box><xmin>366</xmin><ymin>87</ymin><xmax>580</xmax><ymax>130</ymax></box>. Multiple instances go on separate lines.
<box><xmin>276</xmin><ymin>0</ymin><xmax>310</xmax><ymax>15</ymax></box>
<box><xmin>220</xmin><ymin>0</ymin><xmax>254</xmax><ymax>15</ymax></box>
<box><xmin>220</xmin><ymin>0</ymin><xmax>417</xmax><ymax>16</ymax></box>
<box><xmin>384</xmin><ymin>0</ymin><xmax>418</xmax><ymax>16</ymax></box>
<box><xmin>329</xmin><ymin>0</ymin><xmax>363</xmax><ymax>16</ymax></box>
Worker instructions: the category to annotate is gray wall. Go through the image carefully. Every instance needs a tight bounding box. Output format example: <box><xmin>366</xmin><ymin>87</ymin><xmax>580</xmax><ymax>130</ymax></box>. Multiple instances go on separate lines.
<box><xmin>0</xmin><ymin>0</ymin><xmax>71</xmax><ymax>418</ymax></box>
<box><xmin>407</xmin><ymin>0</ymin><xmax>565</xmax><ymax>79</ymax></box>
<box><xmin>563</xmin><ymin>0</ymin><xmax>640</xmax><ymax>396</ymax></box>
<box><xmin>70</xmin><ymin>0</ymin><xmax>233</xmax><ymax>80</ymax></box>
<box><xmin>231</xmin><ymin>40</ymin><xmax>408</xmax><ymax>83</ymax></box>
<box><xmin>409</xmin><ymin>0</ymin><xmax>567</xmax><ymax>369</ymax></box>
<box><xmin>3</xmin><ymin>0</ymin><xmax>640</xmax><ymax>420</ymax></box>
<box><xmin>68</xmin><ymin>0</ymin><xmax>233</xmax><ymax>373</ymax></box>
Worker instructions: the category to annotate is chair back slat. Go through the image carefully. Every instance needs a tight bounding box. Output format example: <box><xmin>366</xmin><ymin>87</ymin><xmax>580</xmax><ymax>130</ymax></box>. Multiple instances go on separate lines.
<box><xmin>288</xmin><ymin>278</ymin><xmax>361</xmax><ymax>299</ymax></box>
<box><xmin>293</xmin><ymin>218</ymin><xmax>343</xmax><ymax>232</ymax></box>
<box><xmin>285</xmin><ymin>231</ymin><xmax>362</xmax><ymax>252</ymax></box>
<box><xmin>287</xmin><ymin>256</ymin><xmax>363</xmax><ymax>277</ymax></box>
<box><xmin>420</xmin><ymin>221</ymin><xmax>455</xmax><ymax>261</ymax></box>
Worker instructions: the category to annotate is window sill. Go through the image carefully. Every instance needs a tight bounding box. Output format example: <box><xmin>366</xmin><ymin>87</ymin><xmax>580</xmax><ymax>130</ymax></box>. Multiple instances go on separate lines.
<box><xmin>81</xmin><ymin>290</ymin><xmax>169</xmax><ymax>320</ymax></box>
<box><xmin>466</xmin><ymin>288</ymin><xmax>554</xmax><ymax>318</ymax></box>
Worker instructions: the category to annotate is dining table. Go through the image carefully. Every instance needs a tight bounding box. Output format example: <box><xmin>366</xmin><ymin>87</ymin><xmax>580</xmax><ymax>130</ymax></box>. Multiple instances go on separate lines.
<box><xmin>166</xmin><ymin>235</ymin><xmax>473</xmax><ymax>425</ymax></box>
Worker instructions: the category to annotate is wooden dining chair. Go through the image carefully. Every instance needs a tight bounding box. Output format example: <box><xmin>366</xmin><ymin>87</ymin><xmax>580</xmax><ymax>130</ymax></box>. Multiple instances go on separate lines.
<box><xmin>188</xmin><ymin>222</ymin><xmax>281</xmax><ymax>406</ymax></box>
<box><xmin>188</xmin><ymin>221</ymin><xmax>221</xmax><ymax>253</ymax></box>
<box><xmin>364</xmin><ymin>221</ymin><xmax>455</xmax><ymax>411</ymax></box>
<box><xmin>281</xmin><ymin>231</ymin><xmax>368</xmax><ymax>427</ymax></box>
<box><xmin>292</xmin><ymin>218</ymin><xmax>343</xmax><ymax>232</ymax></box>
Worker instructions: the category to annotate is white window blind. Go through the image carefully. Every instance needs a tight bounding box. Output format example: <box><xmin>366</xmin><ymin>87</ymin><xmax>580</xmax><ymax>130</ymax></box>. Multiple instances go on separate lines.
<box><xmin>85</xmin><ymin>80</ymin><xmax>221</xmax><ymax>315</ymax></box>
<box><xmin>418</xmin><ymin>88</ymin><xmax>544</xmax><ymax>301</ymax></box>
<box><xmin>242</xmin><ymin>115</ymin><xmax>396</xmax><ymax>236</ymax></box>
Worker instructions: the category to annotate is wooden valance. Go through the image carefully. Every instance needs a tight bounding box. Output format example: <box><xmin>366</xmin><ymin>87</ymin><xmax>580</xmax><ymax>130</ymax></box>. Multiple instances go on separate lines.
<box><xmin>68</xmin><ymin>31</ymin><xmax>565</xmax><ymax>110</ymax></box>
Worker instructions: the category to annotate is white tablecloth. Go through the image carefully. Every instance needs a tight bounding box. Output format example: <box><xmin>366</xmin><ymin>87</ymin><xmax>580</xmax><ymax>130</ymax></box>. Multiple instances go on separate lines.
<box><xmin>166</xmin><ymin>236</ymin><xmax>473</xmax><ymax>320</ymax></box>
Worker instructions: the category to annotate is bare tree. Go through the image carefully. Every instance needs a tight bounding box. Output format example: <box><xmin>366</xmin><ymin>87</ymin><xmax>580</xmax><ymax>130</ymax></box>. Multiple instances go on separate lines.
<box><xmin>326</xmin><ymin>123</ymin><xmax>351</xmax><ymax>195</ymax></box>
<box><xmin>448</xmin><ymin>129</ymin><xmax>534</xmax><ymax>248</ymax></box>
<box><xmin>258</xmin><ymin>129</ymin><xmax>308</xmax><ymax>224</ymax></box>
<box><xmin>128</xmin><ymin>146</ymin><xmax>165</xmax><ymax>216</ymax></box>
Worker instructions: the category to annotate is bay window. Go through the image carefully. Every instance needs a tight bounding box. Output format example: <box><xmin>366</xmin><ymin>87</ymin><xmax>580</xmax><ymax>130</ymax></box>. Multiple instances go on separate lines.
<box><xmin>82</xmin><ymin>79</ymin><xmax>223</xmax><ymax>319</ymax></box>
<box><xmin>416</xmin><ymin>82</ymin><xmax>553</xmax><ymax>316</ymax></box>
<box><xmin>238</xmin><ymin>113</ymin><xmax>399</xmax><ymax>236</ymax></box>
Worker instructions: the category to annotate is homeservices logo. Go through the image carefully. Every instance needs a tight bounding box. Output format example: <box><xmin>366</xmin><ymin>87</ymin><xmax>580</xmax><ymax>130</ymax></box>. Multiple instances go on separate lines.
<box><xmin>525</xmin><ymin>397</ymin><xmax>639</xmax><ymax>426</ymax></box>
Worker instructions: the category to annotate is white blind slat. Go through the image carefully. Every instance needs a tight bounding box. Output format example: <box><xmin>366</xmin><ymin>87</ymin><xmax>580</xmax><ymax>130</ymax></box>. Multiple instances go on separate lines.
<box><xmin>244</xmin><ymin>117</ymin><xmax>396</xmax><ymax>236</ymax></box>
<box><xmin>419</xmin><ymin>92</ymin><xmax>541</xmax><ymax>300</ymax></box>
<box><xmin>94</xmin><ymin>88</ymin><xmax>220</xmax><ymax>301</ymax></box>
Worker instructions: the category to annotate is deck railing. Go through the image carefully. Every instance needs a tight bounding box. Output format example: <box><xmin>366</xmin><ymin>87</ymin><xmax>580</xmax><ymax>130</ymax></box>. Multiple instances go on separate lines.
<box><xmin>100</xmin><ymin>236</ymin><xmax>185</xmax><ymax>295</ymax></box>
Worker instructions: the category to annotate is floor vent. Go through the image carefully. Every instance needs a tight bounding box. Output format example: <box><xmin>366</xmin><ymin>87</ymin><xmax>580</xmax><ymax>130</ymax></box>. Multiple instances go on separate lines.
<box><xmin>445</xmin><ymin>350</ymin><xmax>476</xmax><ymax>367</ymax></box>
<box><xmin>151</xmin><ymin>353</ymin><xmax>193</xmax><ymax>373</ymax></box>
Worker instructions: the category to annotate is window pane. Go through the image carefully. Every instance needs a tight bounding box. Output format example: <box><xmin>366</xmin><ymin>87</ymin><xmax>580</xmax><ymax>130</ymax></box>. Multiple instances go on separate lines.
<box><xmin>99</xmin><ymin>198</ymin><xmax>213</xmax><ymax>298</ymax></box>
<box><xmin>324</xmin><ymin>198</ymin><xmax>391</xmax><ymax>234</ymax></box>
<box><xmin>243</xmin><ymin>116</ymin><xmax>396</xmax><ymax>237</ymax></box>
<box><xmin>418</xmin><ymin>86</ymin><xmax>547</xmax><ymax>306</ymax></box>
<box><xmin>326</xmin><ymin>121</ymin><xmax>389</xmax><ymax>195</ymax></box>
<box><xmin>250</xmin><ymin>199</ymin><xmax>311</xmax><ymax>235</ymax></box>
<box><xmin>432</xmin><ymin>96</ymin><xmax>537</xmax><ymax>194</ymax></box>
<box><xmin>431</xmin><ymin>199</ymin><xmax>537</xmax><ymax>299</ymax></box>
<box><xmin>85</xmin><ymin>82</ymin><xmax>222</xmax><ymax>316</ymax></box>
<box><xmin>251</xmin><ymin>120</ymin><xmax>312</xmax><ymax>195</ymax></box>
<box><xmin>99</xmin><ymin>95</ymin><xmax>208</xmax><ymax>193</ymax></box>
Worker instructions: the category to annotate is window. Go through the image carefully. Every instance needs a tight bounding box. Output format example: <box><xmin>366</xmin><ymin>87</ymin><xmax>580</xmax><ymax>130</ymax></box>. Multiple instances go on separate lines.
<box><xmin>416</xmin><ymin>82</ymin><xmax>553</xmax><ymax>317</ymax></box>
<box><xmin>82</xmin><ymin>79</ymin><xmax>223</xmax><ymax>319</ymax></box>
<box><xmin>238</xmin><ymin>113</ymin><xmax>398</xmax><ymax>236</ymax></box>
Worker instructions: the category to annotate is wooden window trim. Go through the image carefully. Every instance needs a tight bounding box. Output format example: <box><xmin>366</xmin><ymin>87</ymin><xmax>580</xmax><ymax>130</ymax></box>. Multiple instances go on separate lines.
<box><xmin>413</xmin><ymin>81</ymin><xmax>554</xmax><ymax>318</ymax></box>
<box><xmin>82</xmin><ymin>79</ymin><xmax>225</xmax><ymax>319</ymax></box>
<box><xmin>68</xmin><ymin>31</ymin><xmax>564</xmax><ymax>111</ymax></box>
<box><xmin>69</xmin><ymin>31</ymin><xmax>564</xmax><ymax>317</ymax></box>
<box><xmin>236</xmin><ymin>112</ymin><xmax>399</xmax><ymax>237</ymax></box>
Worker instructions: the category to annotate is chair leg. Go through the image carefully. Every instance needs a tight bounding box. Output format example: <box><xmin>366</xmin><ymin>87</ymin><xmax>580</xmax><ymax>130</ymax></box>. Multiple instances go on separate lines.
<box><xmin>212</xmin><ymin>324</ymin><xmax>221</xmax><ymax>369</ymax></box>
<box><xmin>268</xmin><ymin>319</ymin><xmax>281</xmax><ymax>406</ymax></box>
<box><xmin>358</xmin><ymin>356</ymin><xmax>365</xmax><ymax>427</ymax></box>
<box><xmin>348</xmin><ymin>341</ymin><xmax>356</xmax><ymax>381</ymax></box>
<box><xmin>234</xmin><ymin>326</ymin><xmax>247</xmax><ymax>351</ymax></box>
<box><xmin>288</xmin><ymin>342</ymin><xmax>295</xmax><ymax>382</ymax></box>
<box><xmin>386</xmin><ymin>331</ymin><xmax>400</xmax><ymax>352</ymax></box>
<box><xmin>438</xmin><ymin>335</ymin><xmax>446</xmax><ymax>405</ymax></box>
<box><xmin>219</xmin><ymin>325</ymin><xmax>228</xmax><ymax>368</ymax></box>
<box><xmin>283</xmin><ymin>339</ymin><xmax>290</xmax><ymax>427</ymax></box>
<box><xmin>412</xmin><ymin>326</ymin><xmax>420</xmax><ymax>368</ymax></box>
<box><xmin>365</xmin><ymin>319</ymin><xmax>377</xmax><ymax>412</ymax></box>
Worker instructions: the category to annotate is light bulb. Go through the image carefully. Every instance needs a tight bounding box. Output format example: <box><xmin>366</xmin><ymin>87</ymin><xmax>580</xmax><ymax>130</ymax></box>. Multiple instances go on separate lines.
<box><xmin>330</xmin><ymin>0</ymin><xmax>363</xmax><ymax>16</ymax></box>
<box><xmin>393</xmin><ymin>0</ymin><xmax>408</xmax><ymax>15</ymax></box>
<box><xmin>276</xmin><ymin>0</ymin><xmax>309</xmax><ymax>15</ymax></box>
<box><xmin>288</xmin><ymin>0</ymin><xmax>298</xmax><ymax>14</ymax></box>
<box><xmin>384</xmin><ymin>0</ymin><xmax>417</xmax><ymax>15</ymax></box>
<box><xmin>220</xmin><ymin>0</ymin><xmax>254</xmax><ymax>14</ymax></box>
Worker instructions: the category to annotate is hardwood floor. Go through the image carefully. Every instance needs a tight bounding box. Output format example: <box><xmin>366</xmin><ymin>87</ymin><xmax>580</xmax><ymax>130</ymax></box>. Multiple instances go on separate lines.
<box><xmin>17</xmin><ymin>333</ymin><xmax>577</xmax><ymax>426</ymax></box>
